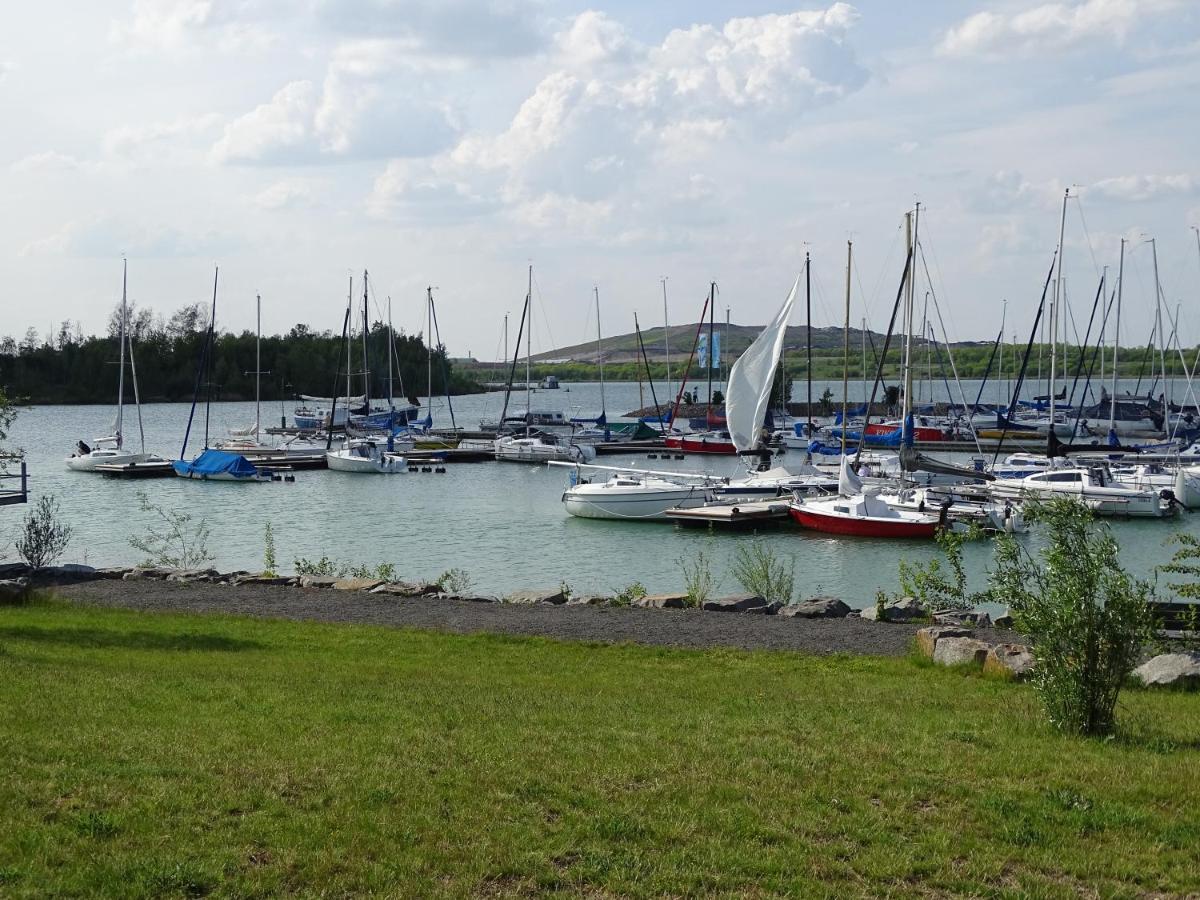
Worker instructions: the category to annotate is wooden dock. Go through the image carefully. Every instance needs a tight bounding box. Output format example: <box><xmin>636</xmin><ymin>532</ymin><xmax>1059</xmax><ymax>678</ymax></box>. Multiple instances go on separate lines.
<box><xmin>665</xmin><ymin>500</ymin><xmax>793</xmax><ymax>529</ymax></box>
<box><xmin>0</xmin><ymin>460</ymin><xmax>28</xmax><ymax>506</ymax></box>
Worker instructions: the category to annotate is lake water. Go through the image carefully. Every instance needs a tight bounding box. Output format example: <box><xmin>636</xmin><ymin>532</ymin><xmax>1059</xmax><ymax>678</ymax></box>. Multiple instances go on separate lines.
<box><xmin>5</xmin><ymin>379</ymin><xmax>1197</xmax><ymax>605</ymax></box>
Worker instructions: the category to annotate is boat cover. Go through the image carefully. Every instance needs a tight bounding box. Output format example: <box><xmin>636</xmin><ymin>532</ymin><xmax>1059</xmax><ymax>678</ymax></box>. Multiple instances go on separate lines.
<box><xmin>173</xmin><ymin>449</ymin><xmax>259</xmax><ymax>478</ymax></box>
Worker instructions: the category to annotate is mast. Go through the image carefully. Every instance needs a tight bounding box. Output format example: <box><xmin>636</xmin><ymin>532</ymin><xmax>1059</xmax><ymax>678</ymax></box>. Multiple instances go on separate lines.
<box><xmin>841</xmin><ymin>242</ymin><xmax>851</xmax><ymax>455</ymax></box>
<box><xmin>805</xmin><ymin>252</ymin><xmax>812</xmax><ymax>441</ymax></box>
<box><xmin>706</xmin><ymin>281</ymin><xmax>715</xmax><ymax>414</ymax></box>
<box><xmin>1110</xmin><ymin>239</ymin><xmax>1124</xmax><ymax>436</ymax></box>
<box><xmin>345</xmin><ymin>276</ymin><xmax>352</xmax><ymax>419</ymax></box>
<box><xmin>1150</xmin><ymin>237</ymin><xmax>1168</xmax><ymax>412</ymax></box>
<box><xmin>129</xmin><ymin>332</ymin><xmax>145</xmax><ymax>453</ymax></box>
<box><xmin>1050</xmin><ymin>188</ymin><xmax>1069</xmax><ymax>428</ymax></box>
<box><xmin>255</xmin><ymin>293</ymin><xmax>261</xmax><ymax>445</ymax></box>
<box><xmin>900</xmin><ymin>209</ymin><xmax>915</xmax><ymax>437</ymax></box>
<box><xmin>387</xmin><ymin>296</ymin><xmax>394</xmax><ymax>410</ymax></box>
<box><xmin>525</xmin><ymin>265</ymin><xmax>532</xmax><ymax>438</ymax></box>
<box><xmin>427</xmin><ymin>286</ymin><xmax>434</xmax><ymax>423</ymax></box>
<box><xmin>662</xmin><ymin>277</ymin><xmax>671</xmax><ymax>407</ymax></box>
<box><xmin>998</xmin><ymin>299</ymin><xmax>1007</xmax><ymax>410</ymax></box>
<box><xmin>594</xmin><ymin>285</ymin><xmax>606</xmax><ymax>421</ymax></box>
<box><xmin>723</xmin><ymin>304</ymin><xmax>730</xmax><ymax>396</ymax></box>
<box><xmin>861</xmin><ymin>317</ymin><xmax>867</xmax><ymax>408</ymax></box>
<box><xmin>116</xmin><ymin>258</ymin><xmax>127</xmax><ymax>449</ymax></box>
<box><xmin>362</xmin><ymin>270</ymin><xmax>370</xmax><ymax>414</ymax></box>
<box><xmin>203</xmin><ymin>267</ymin><xmax>217</xmax><ymax>449</ymax></box>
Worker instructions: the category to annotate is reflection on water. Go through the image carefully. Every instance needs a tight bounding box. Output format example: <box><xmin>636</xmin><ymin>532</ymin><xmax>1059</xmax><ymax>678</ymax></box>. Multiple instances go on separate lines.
<box><xmin>5</xmin><ymin>380</ymin><xmax>1195</xmax><ymax>604</ymax></box>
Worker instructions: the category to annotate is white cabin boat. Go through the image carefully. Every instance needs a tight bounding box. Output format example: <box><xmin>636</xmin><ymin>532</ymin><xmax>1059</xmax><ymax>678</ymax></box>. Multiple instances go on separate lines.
<box><xmin>988</xmin><ymin>467</ymin><xmax>1176</xmax><ymax>518</ymax></box>
<box><xmin>562</xmin><ymin>473</ymin><xmax>709</xmax><ymax>520</ymax></box>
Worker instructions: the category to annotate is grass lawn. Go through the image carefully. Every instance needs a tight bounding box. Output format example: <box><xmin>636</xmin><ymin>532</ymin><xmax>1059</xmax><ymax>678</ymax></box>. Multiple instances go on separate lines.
<box><xmin>1</xmin><ymin>598</ymin><xmax>1199</xmax><ymax>898</ymax></box>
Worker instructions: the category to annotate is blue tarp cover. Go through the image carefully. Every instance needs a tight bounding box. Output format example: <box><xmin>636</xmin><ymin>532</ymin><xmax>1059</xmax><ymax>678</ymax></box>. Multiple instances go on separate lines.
<box><xmin>173</xmin><ymin>449</ymin><xmax>259</xmax><ymax>478</ymax></box>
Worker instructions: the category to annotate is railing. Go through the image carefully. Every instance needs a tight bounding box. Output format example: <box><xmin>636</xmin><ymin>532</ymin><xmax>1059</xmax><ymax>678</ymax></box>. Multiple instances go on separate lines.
<box><xmin>0</xmin><ymin>459</ymin><xmax>29</xmax><ymax>506</ymax></box>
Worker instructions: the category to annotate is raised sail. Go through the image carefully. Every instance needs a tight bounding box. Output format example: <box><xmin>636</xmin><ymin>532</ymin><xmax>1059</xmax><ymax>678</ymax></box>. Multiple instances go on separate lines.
<box><xmin>725</xmin><ymin>276</ymin><xmax>798</xmax><ymax>453</ymax></box>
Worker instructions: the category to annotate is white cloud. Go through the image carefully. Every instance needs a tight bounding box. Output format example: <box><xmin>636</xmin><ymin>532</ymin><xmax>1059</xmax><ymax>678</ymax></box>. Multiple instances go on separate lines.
<box><xmin>210</xmin><ymin>81</ymin><xmax>319</xmax><ymax>164</ymax></box>
<box><xmin>253</xmin><ymin>178</ymin><xmax>317</xmax><ymax>210</ymax></box>
<box><xmin>103</xmin><ymin>114</ymin><xmax>222</xmax><ymax>160</ymax></box>
<box><xmin>554</xmin><ymin>10</ymin><xmax>633</xmax><ymax>68</ymax></box>
<box><xmin>1089</xmin><ymin>173</ymin><xmax>1198</xmax><ymax>201</ymax></box>
<box><xmin>20</xmin><ymin>217</ymin><xmax>237</xmax><ymax>259</ymax></box>
<box><xmin>10</xmin><ymin>151</ymin><xmax>85</xmax><ymax>174</ymax></box>
<box><xmin>940</xmin><ymin>0</ymin><xmax>1182</xmax><ymax>59</ymax></box>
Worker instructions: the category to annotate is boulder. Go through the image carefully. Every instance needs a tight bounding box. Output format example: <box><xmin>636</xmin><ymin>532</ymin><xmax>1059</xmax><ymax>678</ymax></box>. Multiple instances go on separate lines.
<box><xmin>445</xmin><ymin>594</ymin><xmax>499</xmax><ymax>604</ymax></box>
<box><xmin>915</xmin><ymin>626</ymin><xmax>974</xmax><ymax>659</ymax></box>
<box><xmin>232</xmin><ymin>574</ymin><xmax>293</xmax><ymax>586</ymax></box>
<box><xmin>1133</xmin><ymin>652</ymin><xmax>1200</xmax><ymax>690</ymax></box>
<box><xmin>333</xmin><ymin>577</ymin><xmax>384</xmax><ymax>592</ymax></box>
<box><xmin>299</xmin><ymin>575</ymin><xmax>338</xmax><ymax>589</ymax></box>
<box><xmin>932</xmin><ymin>636</ymin><xmax>992</xmax><ymax>667</ymax></box>
<box><xmin>166</xmin><ymin>568</ymin><xmax>220</xmax><ymax>583</ymax></box>
<box><xmin>983</xmin><ymin>643</ymin><xmax>1036</xmax><ymax>680</ymax></box>
<box><xmin>993</xmin><ymin>614</ymin><xmax>1015</xmax><ymax>629</ymax></box>
<box><xmin>702</xmin><ymin>593</ymin><xmax>769</xmax><ymax>613</ymax></box>
<box><xmin>124</xmin><ymin>566</ymin><xmax>178</xmax><ymax>581</ymax></box>
<box><xmin>40</xmin><ymin>563</ymin><xmax>98</xmax><ymax>582</ymax></box>
<box><xmin>567</xmin><ymin>594</ymin><xmax>612</xmax><ymax>606</ymax></box>
<box><xmin>933</xmin><ymin>610</ymin><xmax>993</xmax><ymax>628</ymax></box>
<box><xmin>504</xmin><ymin>588</ymin><xmax>568</xmax><ymax>605</ymax></box>
<box><xmin>633</xmin><ymin>593</ymin><xmax>689</xmax><ymax>610</ymax></box>
<box><xmin>0</xmin><ymin>578</ymin><xmax>30</xmax><ymax>601</ymax></box>
<box><xmin>0</xmin><ymin>562</ymin><xmax>31</xmax><ymax>579</ymax></box>
<box><xmin>94</xmin><ymin>566</ymin><xmax>134</xmax><ymax>580</ymax></box>
<box><xmin>860</xmin><ymin>596</ymin><xmax>928</xmax><ymax>623</ymax></box>
<box><xmin>780</xmin><ymin>597</ymin><xmax>851</xmax><ymax>619</ymax></box>
<box><xmin>370</xmin><ymin>581</ymin><xmax>440</xmax><ymax>597</ymax></box>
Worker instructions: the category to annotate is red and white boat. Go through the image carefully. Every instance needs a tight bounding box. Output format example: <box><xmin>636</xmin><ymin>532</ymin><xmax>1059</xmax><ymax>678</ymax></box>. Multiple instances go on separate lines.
<box><xmin>863</xmin><ymin>420</ymin><xmax>948</xmax><ymax>442</ymax></box>
<box><xmin>663</xmin><ymin>429</ymin><xmax>737</xmax><ymax>455</ymax></box>
<box><xmin>788</xmin><ymin>458</ymin><xmax>940</xmax><ymax>538</ymax></box>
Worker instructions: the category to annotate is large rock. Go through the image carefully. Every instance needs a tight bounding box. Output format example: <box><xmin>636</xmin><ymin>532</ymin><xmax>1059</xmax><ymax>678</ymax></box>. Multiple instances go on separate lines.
<box><xmin>444</xmin><ymin>593</ymin><xmax>499</xmax><ymax>604</ymax></box>
<box><xmin>166</xmin><ymin>568</ymin><xmax>220</xmax><ymax>583</ymax></box>
<box><xmin>633</xmin><ymin>593</ymin><xmax>689</xmax><ymax>610</ymax></box>
<box><xmin>333</xmin><ymin>577</ymin><xmax>384</xmax><ymax>592</ymax></box>
<box><xmin>1133</xmin><ymin>652</ymin><xmax>1200</xmax><ymax>690</ymax></box>
<box><xmin>780</xmin><ymin>597</ymin><xmax>851</xmax><ymax>619</ymax></box>
<box><xmin>984</xmin><ymin>643</ymin><xmax>1036</xmax><ymax>680</ymax></box>
<box><xmin>124</xmin><ymin>566</ymin><xmax>178</xmax><ymax>581</ymax></box>
<box><xmin>932</xmin><ymin>636</ymin><xmax>992</xmax><ymax>667</ymax></box>
<box><xmin>860</xmin><ymin>596</ymin><xmax>928</xmax><ymax>623</ymax></box>
<box><xmin>567</xmin><ymin>594</ymin><xmax>612</xmax><ymax>606</ymax></box>
<box><xmin>0</xmin><ymin>562</ymin><xmax>31</xmax><ymax>579</ymax></box>
<box><xmin>94</xmin><ymin>566</ymin><xmax>134</xmax><ymax>580</ymax></box>
<box><xmin>370</xmin><ymin>581</ymin><xmax>440</xmax><ymax>597</ymax></box>
<box><xmin>39</xmin><ymin>563</ymin><xmax>98</xmax><ymax>582</ymax></box>
<box><xmin>299</xmin><ymin>575</ymin><xmax>339</xmax><ymax>589</ymax></box>
<box><xmin>933</xmin><ymin>610</ymin><xmax>993</xmax><ymax>628</ymax></box>
<box><xmin>0</xmin><ymin>578</ymin><xmax>30</xmax><ymax>601</ymax></box>
<box><xmin>915</xmin><ymin>626</ymin><xmax>974</xmax><ymax>659</ymax></box>
<box><xmin>702</xmin><ymin>593</ymin><xmax>768</xmax><ymax>613</ymax></box>
<box><xmin>504</xmin><ymin>588</ymin><xmax>568</xmax><ymax>605</ymax></box>
<box><xmin>993</xmin><ymin>614</ymin><xmax>1015</xmax><ymax>629</ymax></box>
<box><xmin>232</xmin><ymin>574</ymin><xmax>293</xmax><ymax>586</ymax></box>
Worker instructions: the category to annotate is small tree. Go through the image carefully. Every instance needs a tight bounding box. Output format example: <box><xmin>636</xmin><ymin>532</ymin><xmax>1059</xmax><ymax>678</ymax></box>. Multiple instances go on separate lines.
<box><xmin>896</xmin><ymin>524</ymin><xmax>987</xmax><ymax>611</ymax></box>
<box><xmin>262</xmin><ymin>523</ymin><xmax>277</xmax><ymax>577</ymax></box>
<box><xmin>128</xmin><ymin>492</ymin><xmax>214</xmax><ymax>569</ymax></box>
<box><xmin>16</xmin><ymin>495</ymin><xmax>72</xmax><ymax>571</ymax></box>
<box><xmin>1159</xmin><ymin>533</ymin><xmax>1200</xmax><ymax>599</ymax></box>
<box><xmin>989</xmin><ymin>497</ymin><xmax>1155</xmax><ymax>737</ymax></box>
<box><xmin>678</xmin><ymin>545</ymin><xmax>719</xmax><ymax>607</ymax></box>
<box><xmin>731</xmin><ymin>540</ymin><xmax>795</xmax><ymax>606</ymax></box>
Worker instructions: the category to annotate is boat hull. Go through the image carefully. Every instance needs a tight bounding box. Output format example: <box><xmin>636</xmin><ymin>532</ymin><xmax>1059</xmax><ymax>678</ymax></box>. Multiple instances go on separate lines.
<box><xmin>325</xmin><ymin>451</ymin><xmax>408</xmax><ymax>473</ymax></box>
<box><xmin>562</xmin><ymin>487</ymin><xmax>708</xmax><ymax>520</ymax></box>
<box><xmin>788</xmin><ymin>505</ymin><xmax>939</xmax><ymax>538</ymax></box>
<box><xmin>663</xmin><ymin>435</ymin><xmax>737</xmax><ymax>455</ymax></box>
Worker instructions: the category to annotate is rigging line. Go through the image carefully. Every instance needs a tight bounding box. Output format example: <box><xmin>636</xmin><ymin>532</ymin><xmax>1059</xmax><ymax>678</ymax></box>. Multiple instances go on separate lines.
<box><xmin>1071</xmin><ymin>193</ymin><xmax>1102</xmax><ymax>278</ymax></box>
<box><xmin>861</xmin><ymin>221</ymin><xmax>903</xmax><ymax>324</ymax></box>
<box><xmin>527</xmin><ymin>267</ymin><xmax>559</xmax><ymax>355</ymax></box>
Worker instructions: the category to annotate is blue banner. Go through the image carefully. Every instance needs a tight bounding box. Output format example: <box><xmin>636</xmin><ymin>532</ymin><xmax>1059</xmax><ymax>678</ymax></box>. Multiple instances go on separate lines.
<box><xmin>711</xmin><ymin>332</ymin><xmax>720</xmax><ymax>369</ymax></box>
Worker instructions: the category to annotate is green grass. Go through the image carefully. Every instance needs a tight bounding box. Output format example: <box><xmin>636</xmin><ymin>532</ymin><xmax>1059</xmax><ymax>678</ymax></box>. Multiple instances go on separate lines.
<box><xmin>1</xmin><ymin>598</ymin><xmax>1199</xmax><ymax>898</ymax></box>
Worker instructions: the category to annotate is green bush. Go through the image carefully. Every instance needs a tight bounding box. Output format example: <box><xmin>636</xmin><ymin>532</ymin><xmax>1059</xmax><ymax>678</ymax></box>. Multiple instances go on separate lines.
<box><xmin>730</xmin><ymin>540</ymin><xmax>794</xmax><ymax>605</ymax></box>
<box><xmin>15</xmin><ymin>495</ymin><xmax>72</xmax><ymax>572</ymax></box>
<box><xmin>262</xmin><ymin>523</ymin><xmax>277</xmax><ymax>577</ymax></box>
<box><xmin>678</xmin><ymin>546</ymin><xmax>719</xmax><ymax>607</ymax></box>
<box><xmin>129</xmin><ymin>492</ymin><xmax>212</xmax><ymax>569</ymax></box>
<box><xmin>611</xmin><ymin>581</ymin><xmax>648</xmax><ymax>607</ymax></box>
<box><xmin>896</xmin><ymin>524</ymin><xmax>987</xmax><ymax>611</ymax></box>
<box><xmin>989</xmin><ymin>497</ymin><xmax>1155</xmax><ymax>737</ymax></box>
<box><xmin>435</xmin><ymin>568</ymin><xmax>473</xmax><ymax>594</ymax></box>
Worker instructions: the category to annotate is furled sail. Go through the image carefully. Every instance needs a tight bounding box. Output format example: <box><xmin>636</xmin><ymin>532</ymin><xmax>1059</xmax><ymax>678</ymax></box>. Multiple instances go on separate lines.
<box><xmin>725</xmin><ymin>276</ymin><xmax>798</xmax><ymax>453</ymax></box>
<box><xmin>838</xmin><ymin>455</ymin><xmax>864</xmax><ymax>497</ymax></box>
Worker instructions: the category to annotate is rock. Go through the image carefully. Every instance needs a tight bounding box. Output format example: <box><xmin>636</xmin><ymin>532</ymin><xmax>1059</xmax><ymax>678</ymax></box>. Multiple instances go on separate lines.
<box><xmin>0</xmin><ymin>562</ymin><xmax>31</xmax><ymax>578</ymax></box>
<box><xmin>633</xmin><ymin>593</ymin><xmax>689</xmax><ymax>610</ymax></box>
<box><xmin>932</xmin><ymin>636</ymin><xmax>992</xmax><ymax>668</ymax></box>
<box><xmin>567</xmin><ymin>594</ymin><xmax>612</xmax><ymax>606</ymax></box>
<box><xmin>1133</xmin><ymin>652</ymin><xmax>1200</xmax><ymax>690</ymax></box>
<box><xmin>445</xmin><ymin>594</ymin><xmax>498</xmax><ymax>604</ymax></box>
<box><xmin>780</xmin><ymin>597</ymin><xmax>851</xmax><ymax>619</ymax></box>
<box><xmin>166</xmin><ymin>568</ymin><xmax>219</xmax><ymax>583</ymax></box>
<box><xmin>333</xmin><ymin>578</ymin><xmax>384</xmax><ymax>592</ymax></box>
<box><xmin>983</xmin><ymin>643</ymin><xmax>1036</xmax><ymax>680</ymax></box>
<box><xmin>94</xmin><ymin>566</ymin><xmax>133</xmax><ymax>580</ymax></box>
<box><xmin>915</xmin><ymin>626</ymin><xmax>974</xmax><ymax>659</ymax></box>
<box><xmin>933</xmin><ymin>610</ymin><xmax>993</xmax><ymax>628</ymax></box>
<box><xmin>993</xmin><ymin>614</ymin><xmax>1015</xmax><ymax>629</ymax></box>
<box><xmin>504</xmin><ymin>588</ymin><xmax>568</xmax><ymax>605</ymax></box>
<box><xmin>124</xmin><ymin>566</ymin><xmax>179</xmax><ymax>581</ymax></box>
<box><xmin>0</xmin><ymin>578</ymin><xmax>30</xmax><ymax>601</ymax></box>
<box><xmin>232</xmin><ymin>574</ymin><xmax>293</xmax><ymax>586</ymax></box>
<box><xmin>702</xmin><ymin>593</ymin><xmax>769</xmax><ymax>613</ymax></box>
<box><xmin>299</xmin><ymin>575</ymin><xmax>338</xmax><ymax>589</ymax></box>
<box><xmin>370</xmin><ymin>581</ymin><xmax>440</xmax><ymax>597</ymax></box>
<box><xmin>39</xmin><ymin>563</ymin><xmax>98</xmax><ymax>582</ymax></box>
<box><xmin>860</xmin><ymin>596</ymin><xmax>928</xmax><ymax>623</ymax></box>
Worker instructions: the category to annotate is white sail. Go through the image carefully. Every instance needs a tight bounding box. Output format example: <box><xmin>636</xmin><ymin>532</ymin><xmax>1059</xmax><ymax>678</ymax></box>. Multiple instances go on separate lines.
<box><xmin>838</xmin><ymin>455</ymin><xmax>863</xmax><ymax>497</ymax></box>
<box><xmin>725</xmin><ymin>276</ymin><xmax>799</xmax><ymax>452</ymax></box>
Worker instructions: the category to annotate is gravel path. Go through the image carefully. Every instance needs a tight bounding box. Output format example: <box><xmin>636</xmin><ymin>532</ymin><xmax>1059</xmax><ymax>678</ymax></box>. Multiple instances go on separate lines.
<box><xmin>51</xmin><ymin>580</ymin><xmax>1023</xmax><ymax>656</ymax></box>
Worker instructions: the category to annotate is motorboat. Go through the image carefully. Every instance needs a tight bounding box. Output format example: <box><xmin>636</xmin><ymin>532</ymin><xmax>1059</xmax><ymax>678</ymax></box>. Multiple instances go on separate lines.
<box><xmin>988</xmin><ymin>466</ymin><xmax>1177</xmax><ymax>518</ymax></box>
<box><xmin>495</xmin><ymin>435</ymin><xmax>596</xmax><ymax>463</ymax></box>
<box><xmin>562</xmin><ymin>472</ymin><xmax>711</xmax><ymax>520</ymax></box>
<box><xmin>1110</xmin><ymin>463</ymin><xmax>1200</xmax><ymax>509</ymax></box>
<box><xmin>173</xmin><ymin>449</ymin><xmax>271</xmax><ymax>482</ymax></box>
<box><xmin>67</xmin><ymin>438</ymin><xmax>163</xmax><ymax>471</ymax></box>
<box><xmin>325</xmin><ymin>438</ymin><xmax>408</xmax><ymax>474</ymax></box>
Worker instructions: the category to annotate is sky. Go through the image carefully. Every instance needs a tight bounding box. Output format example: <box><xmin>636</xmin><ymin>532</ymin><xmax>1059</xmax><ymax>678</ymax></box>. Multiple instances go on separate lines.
<box><xmin>2</xmin><ymin>0</ymin><xmax>1200</xmax><ymax>360</ymax></box>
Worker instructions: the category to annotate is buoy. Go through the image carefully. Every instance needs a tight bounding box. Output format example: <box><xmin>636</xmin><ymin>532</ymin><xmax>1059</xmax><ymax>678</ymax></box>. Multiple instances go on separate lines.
<box><xmin>435</xmin><ymin>466</ymin><xmax>446</xmax><ymax>473</ymax></box>
<box><xmin>422</xmin><ymin>466</ymin><xmax>433</xmax><ymax>472</ymax></box>
<box><xmin>271</xmin><ymin>474</ymin><xmax>282</xmax><ymax>481</ymax></box>
<box><xmin>648</xmin><ymin>453</ymin><xmax>658</xmax><ymax>459</ymax></box>
<box><xmin>284</xmin><ymin>474</ymin><xmax>295</xmax><ymax>483</ymax></box>
<box><xmin>675</xmin><ymin>454</ymin><xmax>685</xmax><ymax>460</ymax></box>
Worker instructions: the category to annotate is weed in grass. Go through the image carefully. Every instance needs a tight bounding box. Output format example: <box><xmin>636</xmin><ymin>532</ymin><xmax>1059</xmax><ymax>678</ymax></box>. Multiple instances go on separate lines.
<box><xmin>0</xmin><ymin>867</ymin><xmax>20</xmax><ymax>886</ymax></box>
<box><xmin>71</xmin><ymin>810</ymin><xmax>120</xmax><ymax>839</ymax></box>
<box><xmin>136</xmin><ymin>860</ymin><xmax>215</xmax><ymax>897</ymax></box>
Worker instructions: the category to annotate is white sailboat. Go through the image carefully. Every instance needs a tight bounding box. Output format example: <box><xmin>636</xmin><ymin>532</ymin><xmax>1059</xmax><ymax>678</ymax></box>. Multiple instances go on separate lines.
<box><xmin>67</xmin><ymin>260</ymin><xmax>163</xmax><ymax>471</ymax></box>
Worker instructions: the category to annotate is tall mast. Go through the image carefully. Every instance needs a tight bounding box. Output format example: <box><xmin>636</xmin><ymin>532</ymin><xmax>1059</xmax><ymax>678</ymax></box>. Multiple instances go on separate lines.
<box><xmin>346</xmin><ymin>276</ymin><xmax>353</xmax><ymax>417</ymax></box>
<box><xmin>204</xmin><ymin>267</ymin><xmax>217</xmax><ymax>449</ymax></box>
<box><xmin>901</xmin><ymin>209</ymin><xmax>914</xmax><ymax>436</ymax></box>
<box><xmin>427</xmin><ymin>286</ymin><xmax>434</xmax><ymax>422</ymax></box>
<box><xmin>362</xmin><ymin>270</ymin><xmax>370</xmax><ymax>413</ymax></box>
<box><xmin>255</xmin><ymin>293</ymin><xmax>261</xmax><ymax>445</ymax></box>
<box><xmin>707</xmin><ymin>281</ymin><xmax>715</xmax><ymax>413</ymax></box>
<box><xmin>116</xmin><ymin>258</ymin><xmax>127</xmax><ymax>449</ymax></box>
<box><xmin>661</xmin><ymin>277</ymin><xmax>671</xmax><ymax>408</ymax></box>
<box><xmin>805</xmin><ymin>251</ymin><xmax>813</xmax><ymax>441</ymax></box>
<box><xmin>387</xmin><ymin>296</ymin><xmax>394</xmax><ymax>410</ymax></box>
<box><xmin>1150</xmin><ymin>238</ymin><xmax>1168</xmax><ymax>411</ymax></box>
<box><xmin>525</xmin><ymin>265</ymin><xmax>532</xmax><ymax>438</ymax></box>
<box><xmin>723</xmin><ymin>304</ymin><xmax>730</xmax><ymax>395</ymax></box>
<box><xmin>1050</xmin><ymin>188</ymin><xmax>1069</xmax><ymax>428</ymax></box>
<box><xmin>841</xmin><ymin>241</ymin><xmax>851</xmax><ymax>455</ymax></box>
<box><xmin>861</xmin><ymin>317</ymin><xmax>867</xmax><ymax>408</ymax></box>
<box><xmin>503</xmin><ymin>313</ymin><xmax>508</xmax><ymax>371</ymax></box>
<box><xmin>594</xmin><ymin>285</ymin><xmax>605</xmax><ymax>419</ymax></box>
<box><xmin>998</xmin><ymin>299</ymin><xmax>1007</xmax><ymax>409</ymax></box>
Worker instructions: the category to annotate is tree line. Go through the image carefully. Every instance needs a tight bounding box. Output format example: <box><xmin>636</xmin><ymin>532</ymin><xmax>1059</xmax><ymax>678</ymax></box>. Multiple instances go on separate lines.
<box><xmin>0</xmin><ymin>302</ymin><xmax>481</xmax><ymax>405</ymax></box>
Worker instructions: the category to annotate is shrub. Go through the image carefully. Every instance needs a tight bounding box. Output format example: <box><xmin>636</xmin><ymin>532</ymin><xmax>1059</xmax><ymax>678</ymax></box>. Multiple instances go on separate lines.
<box><xmin>262</xmin><ymin>523</ymin><xmax>277</xmax><ymax>577</ymax></box>
<box><xmin>989</xmin><ymin>497</ymin><xmax>1155</xmax><ymax>737</ymax></box>
<box><xmin>129</xmin><ymin>492</ymin><xmax>213</xmax><ymax>569</ymax></box>
<box><xmin>730</xmin><ymin>540</ymin><xmax>794</xmax><ymax>605</ymax></box>
<box><xmin>678</xmin><ymin>546</ymin><xmax>719</xmax><ymax>607</ymax></box>
<box><xmin>435</xmin><ymin>568</ymin><xmax>473</xmax><ymax>594</ymax></box>
<box><xmin>896</xmin><ymin>524</ymin><xmax>987</xmax><ymax>611</ymax></box>
<box><xmin>16</xmin><ymin>495</ymin><xmax>72</xmax><ymax>571</ymax></box>
<box><xmin>611</xmin><ymin>581</ymin><xmax>648</xmax><ymax>607</ymax></box>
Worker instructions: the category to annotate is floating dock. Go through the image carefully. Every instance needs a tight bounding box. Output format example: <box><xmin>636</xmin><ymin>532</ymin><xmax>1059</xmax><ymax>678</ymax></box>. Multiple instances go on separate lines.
<box><xmin>404</xmin><ymin>448</ymin><xmax>495</xmax><ymax>463</ymax></box>
<box><xmin>664</xmin><ymin>500</ymin><xmax>793</xmax><ymax>529</ymax></box>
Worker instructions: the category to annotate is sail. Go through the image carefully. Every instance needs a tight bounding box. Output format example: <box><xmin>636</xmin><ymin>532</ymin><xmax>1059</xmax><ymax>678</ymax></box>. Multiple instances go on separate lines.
<box><xmin>839</xmin><ymin>456</ymin><xmax>863</xmax><ymax>497</ymax></box>
<box><xmin>725</xmin><ymin>276</ymin><xmax>798</xmax><ymax>452</ymax></box>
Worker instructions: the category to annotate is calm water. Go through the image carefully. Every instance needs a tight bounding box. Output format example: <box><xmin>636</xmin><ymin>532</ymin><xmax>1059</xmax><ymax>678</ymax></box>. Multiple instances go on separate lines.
<box><xmin>5</xmin><ymin>379</ymin><xmax>1196</xmax><ymax>605</ymax></box>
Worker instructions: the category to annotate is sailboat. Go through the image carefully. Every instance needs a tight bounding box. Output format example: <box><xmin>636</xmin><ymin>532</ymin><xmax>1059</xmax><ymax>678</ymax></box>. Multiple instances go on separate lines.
<box><xmin>570</xmin><ymin>286</ymin><xmax>614</xmax><ymax>444</ymax></box>
<box><xmin>67</xmin><ymin>260</ymin><xmax>165</xmax><ymax>471</ymax></box>
<box><xmin>173</xmin><ymin>267</ymin><xmax>271</xmax><ymax>482</ymax></box>
<box><xmin>663</xmin><ymin>282</ymin><xmax>737</xmax><ymax>455</ymax></box>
